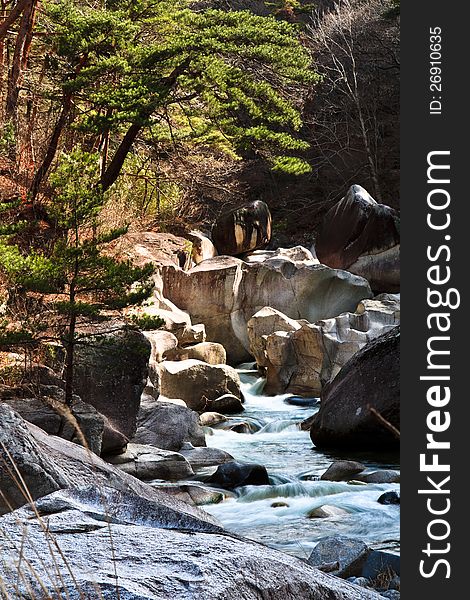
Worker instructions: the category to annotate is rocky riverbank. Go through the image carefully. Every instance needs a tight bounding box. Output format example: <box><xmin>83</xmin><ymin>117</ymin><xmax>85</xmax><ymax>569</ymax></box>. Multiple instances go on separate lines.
<box><xmin>0</xmin><ymin>185</ymin><xmax>400</xmax><ymax>599</ymax></box>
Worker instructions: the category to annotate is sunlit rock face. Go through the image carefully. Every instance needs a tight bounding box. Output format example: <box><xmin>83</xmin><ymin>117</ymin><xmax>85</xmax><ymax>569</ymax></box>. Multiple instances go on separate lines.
<box><xmin>162</xmin><ymin>253</ymin><xmax>372</xmax><ymax>364</ymax></box>
<box><xmin>247</xmin><ymin>294</ymin><xmax>400</xmax><ymax>396</ymax></box>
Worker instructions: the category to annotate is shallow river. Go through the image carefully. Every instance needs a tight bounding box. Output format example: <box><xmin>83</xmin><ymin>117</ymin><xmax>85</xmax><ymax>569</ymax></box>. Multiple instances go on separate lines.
<box><xmin>202</xmin><ymin>365</ymin><xmax>400</xmax><ymax>559</ymax></box>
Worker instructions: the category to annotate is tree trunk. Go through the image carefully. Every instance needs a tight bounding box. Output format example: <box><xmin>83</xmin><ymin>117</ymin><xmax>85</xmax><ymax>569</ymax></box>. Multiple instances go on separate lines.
<box><xmin>100</xmin><ymin>59</ymin><xmax>191</xmax><ymax>191</ymax></box>
<box><xmin>64</xmin><ymin>310</ymin><xmax>76</xmax><ymax>408</ymax></box>
<box><xmin>100</xmin><ymin>121</ymin><xmax>142</xmax><ymax>192</ymax></box>
<box><xmin>5</xmin><ymin>0</ymin><xmax>37</xmax><ymax>122</ymax></box>
<box><xmin>29</xmin><ymin>91</ymin><xmax>72</xmax><ymax>199</ymax></box>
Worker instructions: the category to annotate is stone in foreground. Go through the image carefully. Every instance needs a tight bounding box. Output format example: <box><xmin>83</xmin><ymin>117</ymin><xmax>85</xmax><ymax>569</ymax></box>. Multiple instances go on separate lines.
<box><xmin>308</xmin><ymin>535</ymin><xmax>371</xmax><ymax>578</ymax></box>
<box><xmin>0</xmin><ymin>487</ymin><xmax>382</xmax><ymax>600</ymax></box>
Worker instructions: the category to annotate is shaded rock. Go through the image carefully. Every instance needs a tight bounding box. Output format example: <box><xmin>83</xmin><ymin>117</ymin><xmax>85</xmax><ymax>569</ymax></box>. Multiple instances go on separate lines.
<box><xmin>284</xmin><ymin>396</ymin><xmax>319</xmax><ymax>407</ymax></box>
<box><xmin>310</xmin><ymin>327</ymin><xmax>400</xmax><ymax>449</ymax></box>
<box><xmin>378</xmin><ymin>491</ymin><xmax>400</xmax><ymax>505</ymax></box>
<box><xmin>315</xmin><ymin>185</ymin><xmax>400</xmax><ymax>293</ymax></box>
<box><xmin>388</xmin><ymin>576</ymin><xmax>401</xmax><ymax>591</ymax></box>
<box><xmin>248</xmin><ymin>294</ymin><xmax>399</xmax><ymax>396</ymax></box>
<box><xmin>271</xmin><ymin>501</ymin><xmax>290</xmax><ymax>508</ymax></box>
<box><xmin>207</xmin><ymin>461</ymin><xmax>270</xmax><ymax>489</ymax></box>
<box><xmin>1</xmin><ymin>385</ymin><xmax>104</xmax><ymax>455</ymax></box>
<box><xmin>212</xmin><ymin>200</ymin><xmax>272</xmax><ymax>256</ymax></box>
<box><xmin>162</xmin><ymin>253</ymin><xmax>372</xmax><ymax>363</ymax></box>
<box><xmin>0</xmin><ymin>486</ymin><xmax>381</xmax><ymax>600</ymax></box>
<box><xmin>300</xmin><ymin>414</ymin><xmax>316</xmax><ymax>431</ymax></box>
<box><xmin>106</xmin><ymin>444</ymin><xmax>194</xmax><ymax>481</ymax></box>
<box><xmin>210</xmin><ymin>393</ymin><xmax>244</xmax><ymax>414</ymax></box>
<box><xmin>159</xmin><ymin>360</ymin><xmax>241</xmax><ymax>411</ymax></box>
<box><xmin>134</xmin><ymin>398</ymin><xmax>206</xmax><ymax>451</ymax></box>
<box><xmin>356</xmin><ymin>470</ymin><xmax>400</xmax><ymax>484</ymax></box>
<box><xmin>0</xmin><ymin>404</ymin><xmax>218</xmax><ymax>526</ymax></box>
<box><xmin>179</xmin><ymin>443</ymin><xmax>234</xmax><ymax>469</ymax></box>
<box><xmin>321</xmin><ymin>461</ymin><xmax>366</xmax><ymax>482</ymax></box>
<box><xmin>308</xmin><ymin>536</ymin><xmax>371</xmax><ymax>578</ymax></box>
<box><xmin>100</xmin><ymin>417</ymin><xmax>131</xmax><ymax>455</ymax></box>
<box><xmin>73</xmin><ymin>324</ymin><xmax>151</xmax><ymax>449</ymax></box>
<box><xmin>168</xmin><ymin>341</ymin><xmax>227</xmax><ymax>365</ymax></box>
<box><xmin>307</xmin><ymin>505</ymin><xmax>349</xmax><ymax>519</ymax></box>
<box><xmin>199</xmin><ymin>411</ymin><xmax>227</xmax><ymax>427</ymax></box>
<box><xmin>362</xmin><ymin>550</ymin><xmax>400</xmax><ymax>579</ymax></box>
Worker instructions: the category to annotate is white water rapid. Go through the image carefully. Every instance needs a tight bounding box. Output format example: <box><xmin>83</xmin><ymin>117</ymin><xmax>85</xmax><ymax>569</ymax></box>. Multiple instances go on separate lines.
<box><xmin>202</xmin><ymin>365</ymin><xmax>400</xmax><ymax>559</ymax></box>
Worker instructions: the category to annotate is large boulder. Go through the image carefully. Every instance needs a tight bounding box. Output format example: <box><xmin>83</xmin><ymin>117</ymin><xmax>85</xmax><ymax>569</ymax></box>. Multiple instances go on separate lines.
<box><xmin>315</xmin><ymin>185</ymin><xmax>400</xmax><ymax>293</ymax></box>
<box><xmin>248</xmin><ymin>294</ymin><xmax>399</xmax><ymax>396</ymax></box>
<box><xmin>310</xmin><ymin>327</ymin><xmax>400</xmax><ymax>449</ymax></box>
<box><xmin>211</xmin><ymin>200</ymin><xmax>272</xmax><ymax>256</ymax></box>
<box><xmin>162</xmin><ymin>253</ymin><xmax>372</xmax><ymax>363</ymax></box>
<box><xmin>0</xmin><ymin>383</ymin><xmax>104</xmax><ymax>455</ymax></box>
<box><xmin>134</xmin><ymin>398</ymin><xmax>206</xmax><ymax>451</ymax></box>
<box><xmin>159</xmin><ymin>360</ymin><xmax>242</xmax><ymax>411</ymax></box>
<box><xmin>0</xmin><ymin>487</ymin><xmax>382</xmax><ymax>600</ymax></box>
<box><xmin>207</xmin><ymin>461</ymin><xmax>270</xmax><ymax>489</ymax></box>
<box><xmin>73</xmin><ymin>324</ymin><xmax>151</xmax><ymax>449</ymax></box>
<box><xmin>106</xmin><ymin>443</ymin><xmax>194</xmax><ymax>481</ymax></box>
<box><xmin>0</xmin><ymin>403</ymin><xmax>217</xmax><ymax>526</ymax></box>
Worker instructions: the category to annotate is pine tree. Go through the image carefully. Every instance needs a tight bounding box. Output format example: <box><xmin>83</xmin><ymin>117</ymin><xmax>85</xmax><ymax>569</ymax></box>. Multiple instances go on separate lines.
<box><xmin>0</xmin><ymin>150</ymin><xmax>154</xmax><ymax>405</ymax></box>
<box><xmin>29</xmin><ymin>0</ymin><xmax>317</xmax><ymax>196</ymax></box>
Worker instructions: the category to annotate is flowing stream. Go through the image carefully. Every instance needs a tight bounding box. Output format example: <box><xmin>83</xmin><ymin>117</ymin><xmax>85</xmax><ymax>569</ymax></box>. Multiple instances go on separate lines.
<box><xmin>201</xmin><ymin>365</ymin><xmax>400</xmax><ymax>559</ymax></box>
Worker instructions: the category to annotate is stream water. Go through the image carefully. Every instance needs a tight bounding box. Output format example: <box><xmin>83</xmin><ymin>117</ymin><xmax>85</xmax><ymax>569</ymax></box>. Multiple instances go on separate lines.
<box><xmin>201</xmin><ymin>365</ymin><xmax>400</xmax><ymax>559</ymax></box>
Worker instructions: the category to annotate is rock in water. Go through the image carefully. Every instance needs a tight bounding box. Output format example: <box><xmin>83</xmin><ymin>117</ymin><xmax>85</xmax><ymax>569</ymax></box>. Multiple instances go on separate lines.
<box><xmin>362</xmin><ymin>550</ymin><xmax>400</xmax><ymax>579</ymax></box>
<box><xmin>308</xmin><ymin>536</ymin><xmax>371</xmax><ymax>578</ymax></box>
<box><xmin>310</xmin><ymin>327</ymin><xmax>400</xmax><ymax>449</ymax></box>
<box><xmin>159</xmin><ymin>360</ymin><xmax>242</xmax><ymax>411</ymax></box>
<box><xmin>105</xmin><ymin>444</ymin><xmax>194</xmax><ymax>481</ymax></box>
<box><xmin>377</xmin><ymin>491</ymin><xmax>400</xmax><ymax>505</ymax></box>
<box><xmin>0</xmin><ymin>487</ymin><xmax>382</xmax><ymax>600</ymax></box>
<box><xmin>73</xmin><ymin>323</ymin><xmax>151</xmax><ymax>451</ymax></box>
<box><xmin>321</xmin><ymin>461</ymin><xmax>366</xmax><ymax>482</ymax></box>
<box><xmin>207</xmin><ymin>461</ymin><xmax>270</xmax><ymax>489</ymax></box>
<box><xmin>355</xmin><ymin>470</ymin><xmax>400</xmax><ymax>484</ymax></box>
<box><xmin>211</xmin><ymin>200</ymin><xmax>272</xmax><ymax>256</ymax></box>
<box><xmin>315</xmin><ymin>184</ymin><xmax>400</xmax><ymax>293</ymax></box>
<box><xmin>307</xmin><ymin>505</ymin><xmax>349</xmax><ymax>519</ymax></box>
